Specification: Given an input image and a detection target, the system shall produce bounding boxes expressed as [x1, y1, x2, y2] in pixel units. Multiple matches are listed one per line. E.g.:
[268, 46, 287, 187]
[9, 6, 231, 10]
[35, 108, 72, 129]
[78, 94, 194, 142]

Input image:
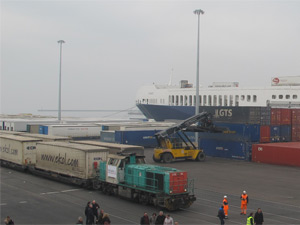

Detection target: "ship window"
[193, 95, 196, 106]
[229, 95, 233, 106]
[279, 95, 283, 99]
[184, 95, 188, 106]
[213, 95, 217, 106]
[224, 95, 228, 106]
[176, 96, 179, 105]
[199, 95, 202, 106]
[203, 95, 207, 106]
[241, 95, 245, 101]
[218, 95, 222, 106]
[253, 95, 257, 102]
[247, 95, 251, 102]
[293, 95, 297, 99]
[208, 95, 212, 106]
[286, 95, 290, 99]
[180, 95, 183, 106]
[189, 95, 192, 106]
[272, 95, 276, 99]
[235, 95, 239, 106]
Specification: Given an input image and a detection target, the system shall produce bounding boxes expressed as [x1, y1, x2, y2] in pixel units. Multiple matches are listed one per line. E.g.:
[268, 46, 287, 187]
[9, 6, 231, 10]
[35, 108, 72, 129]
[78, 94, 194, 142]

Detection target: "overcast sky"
[1, 0, 300, 115]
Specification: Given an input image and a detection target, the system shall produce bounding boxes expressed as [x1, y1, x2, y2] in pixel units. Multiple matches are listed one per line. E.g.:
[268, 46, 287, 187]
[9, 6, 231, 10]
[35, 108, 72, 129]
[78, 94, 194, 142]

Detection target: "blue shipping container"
[43, 125, 48, 135]
[198, 139, 253, 161]
[115, 130, 161, 148]
[270, 125, 281, 142]
[100, 131, 115, 143]
[39, 125, 43, 134]
[280, 125, 291, 142]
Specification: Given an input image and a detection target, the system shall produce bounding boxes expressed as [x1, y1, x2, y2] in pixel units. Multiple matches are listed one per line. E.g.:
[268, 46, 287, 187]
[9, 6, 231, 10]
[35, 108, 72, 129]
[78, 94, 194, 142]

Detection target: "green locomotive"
[93, 154, 196, 211]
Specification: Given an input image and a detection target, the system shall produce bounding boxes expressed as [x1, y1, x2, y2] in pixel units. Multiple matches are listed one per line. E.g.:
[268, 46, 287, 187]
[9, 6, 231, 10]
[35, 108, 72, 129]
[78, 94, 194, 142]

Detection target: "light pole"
[57, 40, 65, 121]
[194, 9, 204, 146]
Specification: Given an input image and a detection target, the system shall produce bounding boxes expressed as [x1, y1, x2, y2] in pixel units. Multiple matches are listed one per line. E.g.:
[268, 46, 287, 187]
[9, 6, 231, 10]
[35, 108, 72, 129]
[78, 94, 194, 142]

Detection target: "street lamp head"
[58, 40, 65, 44]
[194, 9, 204, 15]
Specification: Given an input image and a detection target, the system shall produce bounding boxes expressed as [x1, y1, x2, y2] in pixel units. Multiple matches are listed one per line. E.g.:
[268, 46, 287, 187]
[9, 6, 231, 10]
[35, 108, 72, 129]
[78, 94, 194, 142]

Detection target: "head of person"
[159, 211, 164, 216]
[152, 213, 157, 217]
[175, 222, 179, 225]
[243, 190, 247, 195]
[144, 212, 148, 217]
[104, 221, 110, 225]
[103, 213, 109, 218]
[257, 208, 262, 213]
[221, 205, 224, 209]
[249, 212, 253, 217]
[92, 200, 96, 204]
[224, 195, 227, 199]
[89, 203, 93, 208]
[166, 214, 170, 219]
[100, 209, 104, 214]
[78, 217, 83, 222]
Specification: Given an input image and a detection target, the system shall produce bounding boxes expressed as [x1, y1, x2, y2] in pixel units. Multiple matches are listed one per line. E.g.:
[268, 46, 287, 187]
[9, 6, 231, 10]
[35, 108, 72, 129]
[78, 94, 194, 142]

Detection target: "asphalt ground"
[1, 148, 300, 225]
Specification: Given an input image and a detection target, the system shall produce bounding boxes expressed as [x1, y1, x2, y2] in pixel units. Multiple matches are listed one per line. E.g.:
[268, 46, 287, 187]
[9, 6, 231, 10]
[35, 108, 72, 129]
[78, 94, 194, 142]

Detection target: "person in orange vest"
[223, 195, 229, 219]
[240, 190, 249, 215]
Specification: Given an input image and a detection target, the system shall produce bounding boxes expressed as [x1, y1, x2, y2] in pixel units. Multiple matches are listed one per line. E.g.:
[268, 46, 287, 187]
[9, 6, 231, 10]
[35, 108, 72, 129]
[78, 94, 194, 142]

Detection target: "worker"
[240, 190, 249, 215]
[247, 212, 254, 225]
[223, 195, 229, 219]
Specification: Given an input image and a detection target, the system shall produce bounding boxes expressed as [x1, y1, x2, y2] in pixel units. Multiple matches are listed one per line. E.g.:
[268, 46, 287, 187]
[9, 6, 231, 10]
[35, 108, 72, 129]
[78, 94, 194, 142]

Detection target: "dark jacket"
[87, 207, 95, 225]
[254, 212, 264, 224]
[93, 202, 100, 216]
[140, 215, 150, 225]
[155, 215, 165, 225]
[218, 208, 225, 219]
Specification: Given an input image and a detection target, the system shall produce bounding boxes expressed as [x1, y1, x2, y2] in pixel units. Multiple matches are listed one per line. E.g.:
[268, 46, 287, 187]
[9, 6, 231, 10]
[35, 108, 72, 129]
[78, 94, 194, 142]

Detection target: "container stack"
[292, 109, 300, 141]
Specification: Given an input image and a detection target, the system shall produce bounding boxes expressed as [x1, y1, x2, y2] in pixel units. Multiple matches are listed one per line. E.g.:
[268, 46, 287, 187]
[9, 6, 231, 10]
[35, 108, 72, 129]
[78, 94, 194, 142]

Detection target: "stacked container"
[292, 109, 300, 141]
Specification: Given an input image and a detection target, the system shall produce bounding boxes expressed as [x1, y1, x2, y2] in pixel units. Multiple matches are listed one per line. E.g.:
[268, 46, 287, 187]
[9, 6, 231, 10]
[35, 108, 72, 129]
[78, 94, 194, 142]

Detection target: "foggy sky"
[1, 0, 300, 115]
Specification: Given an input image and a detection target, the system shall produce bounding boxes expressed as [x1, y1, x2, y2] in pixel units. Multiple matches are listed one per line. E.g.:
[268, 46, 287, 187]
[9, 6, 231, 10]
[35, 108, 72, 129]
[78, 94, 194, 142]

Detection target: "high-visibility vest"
[241, 194, 248, 204]
[223, 198, 228, 208]
[247, 216, 253, 225]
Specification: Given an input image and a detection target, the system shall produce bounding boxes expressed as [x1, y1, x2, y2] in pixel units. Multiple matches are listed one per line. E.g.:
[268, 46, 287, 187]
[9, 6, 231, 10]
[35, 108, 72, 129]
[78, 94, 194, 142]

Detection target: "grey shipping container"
[71, 140, 144, 156]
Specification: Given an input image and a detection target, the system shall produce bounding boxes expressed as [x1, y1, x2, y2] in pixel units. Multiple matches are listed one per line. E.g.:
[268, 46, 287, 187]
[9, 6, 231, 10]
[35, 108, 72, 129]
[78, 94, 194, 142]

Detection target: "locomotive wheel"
[181, 200, 193, 209]
[164, 199, 177, 211]
[162, 153, 173, 163]
[153, 154, 161, 163]
[196, 152, 206, 162]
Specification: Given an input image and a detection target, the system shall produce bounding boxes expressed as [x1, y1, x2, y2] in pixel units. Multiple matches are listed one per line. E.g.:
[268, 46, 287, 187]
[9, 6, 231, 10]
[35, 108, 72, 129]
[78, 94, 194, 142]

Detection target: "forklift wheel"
[162, 153, 173, 163]
[196, 152, 206, 162]
[153, 154, 161, 163]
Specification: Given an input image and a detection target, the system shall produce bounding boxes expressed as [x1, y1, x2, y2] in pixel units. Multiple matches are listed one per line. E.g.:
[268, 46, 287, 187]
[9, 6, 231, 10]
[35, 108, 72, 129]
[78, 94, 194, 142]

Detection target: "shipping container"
[260, 107, 271, 125]
[292, 125, 300, 142]
[0, 134, 42, 167]
[280, 125, 292, 142]
[16, 133, 71, 142]
[280, 109, 292, 125]
[260, 125, 270, 143]
[292, 109, 300, 125]
[214, 123, 260, 142]
[100, 131, 115, 143]
[47, 125, 102, 138]
[72, 140, 144, 156]
[115, 130, 160, 148]
[35, 142, 109, 180]
[271, 108, 281, 125]
[270, 125, 281, 142]
[252, 142, 300, 167]
[198, 139, 252, 161]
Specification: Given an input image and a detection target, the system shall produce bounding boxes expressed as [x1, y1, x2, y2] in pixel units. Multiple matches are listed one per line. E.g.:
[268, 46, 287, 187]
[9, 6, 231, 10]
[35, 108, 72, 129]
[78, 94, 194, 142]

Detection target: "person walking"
[254, 208, 264, 225]
[163, 214, 174, 225]
[4, 216, 14, 225]
[149, 213, 157, 225]
[223, 195, 229, 219]
[92, 200, 100, 221]
[87, 203, 95, 225]
[140, 212, 150, 225]
[217, 205, 225, 225]
[97, 209, 105, 224]
[247, 213, 254, 225]
[85, 201, 91, 225]
[155, 211, 166, 225]
[240, 190, 249, 215]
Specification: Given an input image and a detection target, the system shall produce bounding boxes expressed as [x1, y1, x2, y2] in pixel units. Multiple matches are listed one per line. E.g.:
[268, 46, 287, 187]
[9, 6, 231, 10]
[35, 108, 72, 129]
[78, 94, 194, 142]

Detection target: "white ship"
[136, 76, 300, 121]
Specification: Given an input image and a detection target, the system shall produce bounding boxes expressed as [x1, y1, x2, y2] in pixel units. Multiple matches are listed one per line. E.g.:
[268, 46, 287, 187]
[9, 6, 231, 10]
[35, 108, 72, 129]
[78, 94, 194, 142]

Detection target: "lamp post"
[57, 40, 65, 121]
[194, 9, 204, 146]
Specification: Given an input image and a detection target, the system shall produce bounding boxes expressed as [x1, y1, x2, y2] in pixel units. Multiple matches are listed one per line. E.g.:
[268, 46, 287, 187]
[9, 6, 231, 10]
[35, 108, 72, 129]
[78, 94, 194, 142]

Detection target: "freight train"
[0, 134, 196, 211]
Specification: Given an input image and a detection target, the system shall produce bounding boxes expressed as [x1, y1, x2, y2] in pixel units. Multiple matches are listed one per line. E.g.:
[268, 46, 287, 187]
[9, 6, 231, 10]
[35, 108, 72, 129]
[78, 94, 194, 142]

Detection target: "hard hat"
[243, 190, 246, 194]
[224, 195, 227, 198]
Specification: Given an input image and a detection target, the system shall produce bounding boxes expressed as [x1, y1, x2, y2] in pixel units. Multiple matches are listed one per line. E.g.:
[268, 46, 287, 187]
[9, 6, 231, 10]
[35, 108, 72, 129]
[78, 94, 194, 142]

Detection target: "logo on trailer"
[214, 109, 233, 118]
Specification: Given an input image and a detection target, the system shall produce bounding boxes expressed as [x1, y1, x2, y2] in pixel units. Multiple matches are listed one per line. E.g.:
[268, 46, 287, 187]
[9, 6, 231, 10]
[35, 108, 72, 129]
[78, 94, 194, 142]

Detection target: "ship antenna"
[168, 68, 173, 86]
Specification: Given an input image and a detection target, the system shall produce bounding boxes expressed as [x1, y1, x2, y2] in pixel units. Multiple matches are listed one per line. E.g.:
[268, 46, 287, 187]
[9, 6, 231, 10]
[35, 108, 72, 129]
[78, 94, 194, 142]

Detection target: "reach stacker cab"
[153, 112, 222, 163]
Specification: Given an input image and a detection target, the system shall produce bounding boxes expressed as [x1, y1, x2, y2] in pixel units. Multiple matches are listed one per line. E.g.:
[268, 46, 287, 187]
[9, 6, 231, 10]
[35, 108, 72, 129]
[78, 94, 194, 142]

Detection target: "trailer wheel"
[153, 154, 161, 163]
[196, 152, 206, 162]
[162, 153, 173, 163]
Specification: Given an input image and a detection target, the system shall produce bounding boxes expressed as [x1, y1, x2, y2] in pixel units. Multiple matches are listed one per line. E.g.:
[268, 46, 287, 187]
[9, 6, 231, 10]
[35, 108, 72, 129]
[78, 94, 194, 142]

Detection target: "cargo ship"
[136, 76, 300, 121]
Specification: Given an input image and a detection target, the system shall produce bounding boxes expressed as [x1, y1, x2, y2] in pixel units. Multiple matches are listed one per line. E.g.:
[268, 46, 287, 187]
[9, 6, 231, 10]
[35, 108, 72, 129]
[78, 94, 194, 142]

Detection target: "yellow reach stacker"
[153, 112, 222, 163]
